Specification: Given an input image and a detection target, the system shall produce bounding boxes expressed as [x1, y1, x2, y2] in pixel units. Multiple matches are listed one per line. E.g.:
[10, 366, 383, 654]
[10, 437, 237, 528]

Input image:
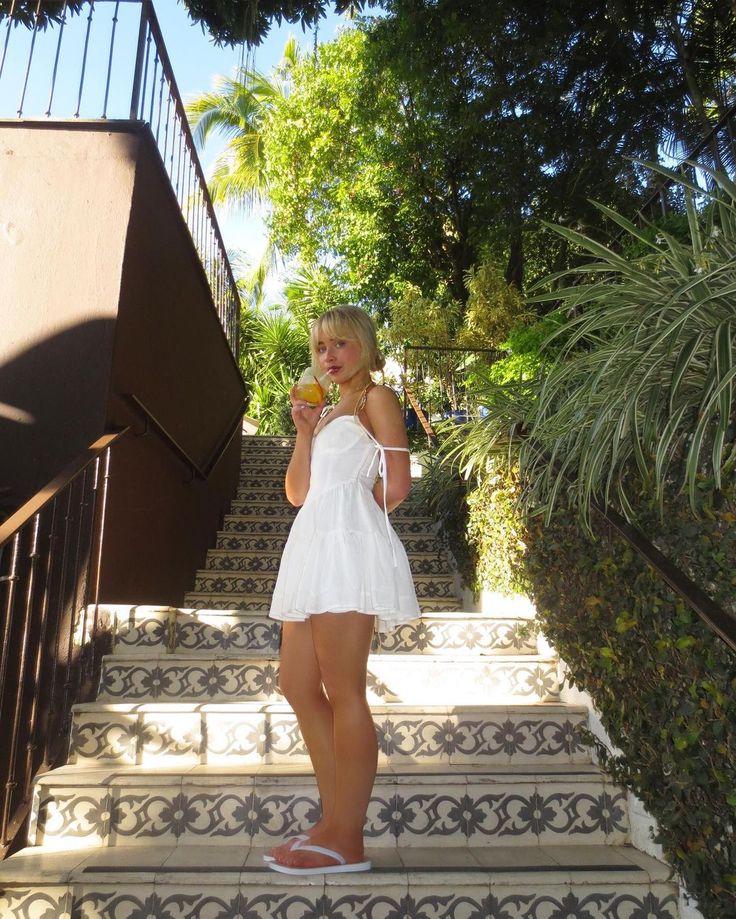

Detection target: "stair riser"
[221, 516, 437, 536]
[69, 708, 588, 767]
[191, 573, 457, 600]
[204, 553, 454, 577]
[227, 502, 431, 521]
[98, 658, 560, 704]
[114, 613, 536, 656]
[29, 778, 628, 849]
[215, 534, 446, 554]
[183, 595, 465, 613]
[0, 881, 680, 919]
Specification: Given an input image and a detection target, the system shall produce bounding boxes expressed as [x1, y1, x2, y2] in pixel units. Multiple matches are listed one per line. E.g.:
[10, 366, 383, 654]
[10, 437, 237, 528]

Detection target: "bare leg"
[277, 612, 377, 869]
[271, 620, 336, 854]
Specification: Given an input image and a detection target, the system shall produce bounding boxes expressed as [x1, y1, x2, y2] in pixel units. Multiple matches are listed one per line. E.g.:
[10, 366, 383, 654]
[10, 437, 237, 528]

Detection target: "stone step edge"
[72, 699, 586, 715]
[101, 652, 557, 665]
[34, 763, 610, 788]
[0, 843, 674, 885]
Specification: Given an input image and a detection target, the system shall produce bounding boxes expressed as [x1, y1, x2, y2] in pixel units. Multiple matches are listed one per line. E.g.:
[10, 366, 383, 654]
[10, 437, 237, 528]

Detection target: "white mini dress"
[269, 411, 420, 633]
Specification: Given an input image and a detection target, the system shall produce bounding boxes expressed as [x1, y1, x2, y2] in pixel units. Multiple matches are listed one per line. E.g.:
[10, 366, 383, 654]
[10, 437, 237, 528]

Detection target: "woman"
[265, 305, 420, 876]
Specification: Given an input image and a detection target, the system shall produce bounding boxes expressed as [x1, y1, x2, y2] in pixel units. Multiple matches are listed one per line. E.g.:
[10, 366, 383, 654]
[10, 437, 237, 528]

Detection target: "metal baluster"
[70, 470, 92, 715]
[0, 533, 21, 763]
[129, 0, 148, 119]
[45, 0, 69, 116]
[34, 496, 59, 767]
[0, 0, 18, 84]
[17, 0, 43, 118]
[175, 124, 184, 199]
[148, 49, 159, 125]
[23, 508, 55, 796]
[56, 484, 77, 741]
[88, 448, 112, 679]
[75, 0, 96, 118]
[154, 62, 165, 142]
[102, 0, 121, 119]
[1, 514, 41, 849]
[138, 25, 152, 120]
[42, 497, 65, 762]
[162, 82, 172, 165]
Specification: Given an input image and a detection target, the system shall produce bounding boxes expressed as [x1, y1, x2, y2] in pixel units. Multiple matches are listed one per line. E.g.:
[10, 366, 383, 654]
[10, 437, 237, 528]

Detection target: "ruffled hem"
[269, 605, 419, 633]
[268, 483, 420, 633]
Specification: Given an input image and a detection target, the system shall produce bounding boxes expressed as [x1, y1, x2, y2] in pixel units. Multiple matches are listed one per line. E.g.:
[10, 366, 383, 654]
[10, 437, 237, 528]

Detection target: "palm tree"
[186, 37, 300, 213]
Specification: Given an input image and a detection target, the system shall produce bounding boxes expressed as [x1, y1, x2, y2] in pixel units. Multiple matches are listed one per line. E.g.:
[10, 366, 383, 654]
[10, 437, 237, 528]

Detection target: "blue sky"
[0, 0, 351, 300]
[156, 1, 348, 298]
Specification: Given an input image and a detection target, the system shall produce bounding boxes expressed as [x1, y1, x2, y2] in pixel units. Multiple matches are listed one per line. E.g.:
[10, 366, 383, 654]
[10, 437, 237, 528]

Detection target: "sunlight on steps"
[0, 435, 681, 918]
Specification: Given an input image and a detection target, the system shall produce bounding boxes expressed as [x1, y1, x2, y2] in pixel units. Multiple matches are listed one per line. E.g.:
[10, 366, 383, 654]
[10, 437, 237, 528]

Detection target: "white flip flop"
[262, 833, 309, 864]
[267, 843, 372, 876]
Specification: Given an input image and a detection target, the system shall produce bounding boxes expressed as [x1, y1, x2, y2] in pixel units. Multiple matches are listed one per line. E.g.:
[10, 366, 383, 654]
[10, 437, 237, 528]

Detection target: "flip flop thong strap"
[292, 844, 346, 866]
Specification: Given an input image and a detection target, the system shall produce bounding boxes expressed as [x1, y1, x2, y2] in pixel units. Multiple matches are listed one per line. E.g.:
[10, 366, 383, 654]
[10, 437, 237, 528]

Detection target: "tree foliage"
[260, 0, 735, 314]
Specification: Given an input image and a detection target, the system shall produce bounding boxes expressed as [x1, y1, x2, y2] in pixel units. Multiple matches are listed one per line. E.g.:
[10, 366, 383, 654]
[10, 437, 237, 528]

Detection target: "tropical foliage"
[448, 168, 736, 533]
[527, 479, 736, 917]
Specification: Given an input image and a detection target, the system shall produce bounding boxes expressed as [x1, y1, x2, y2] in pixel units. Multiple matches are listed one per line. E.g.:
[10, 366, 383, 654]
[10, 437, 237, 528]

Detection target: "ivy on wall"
[525, 477, 736, 918]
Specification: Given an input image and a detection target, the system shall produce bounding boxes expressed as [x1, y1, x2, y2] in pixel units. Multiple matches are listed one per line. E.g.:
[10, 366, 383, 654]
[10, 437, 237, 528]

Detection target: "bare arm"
[363, 385, 412, 512]
[284, 386, 324, 506]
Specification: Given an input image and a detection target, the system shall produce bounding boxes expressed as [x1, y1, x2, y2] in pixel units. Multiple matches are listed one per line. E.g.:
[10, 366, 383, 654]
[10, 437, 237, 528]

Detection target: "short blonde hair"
[310, 305, 386, 373]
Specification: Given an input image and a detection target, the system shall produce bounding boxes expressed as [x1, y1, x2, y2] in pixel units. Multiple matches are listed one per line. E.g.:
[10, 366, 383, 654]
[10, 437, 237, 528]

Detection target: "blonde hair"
[310, 305, 386, 374]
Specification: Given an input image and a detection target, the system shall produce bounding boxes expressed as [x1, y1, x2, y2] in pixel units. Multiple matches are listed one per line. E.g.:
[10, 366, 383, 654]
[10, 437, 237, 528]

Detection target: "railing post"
[129, 0, 148, 120]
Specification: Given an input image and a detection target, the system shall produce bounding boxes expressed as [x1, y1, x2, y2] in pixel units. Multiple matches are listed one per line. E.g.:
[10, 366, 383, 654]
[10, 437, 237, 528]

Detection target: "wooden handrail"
[592, 500, 736, 654]
[401, 379, 437, 443]
[0, 430, 128, 549]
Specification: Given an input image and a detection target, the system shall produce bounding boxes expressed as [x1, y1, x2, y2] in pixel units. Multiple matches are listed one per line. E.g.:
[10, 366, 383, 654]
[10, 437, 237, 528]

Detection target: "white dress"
[269, 413, 420, 632]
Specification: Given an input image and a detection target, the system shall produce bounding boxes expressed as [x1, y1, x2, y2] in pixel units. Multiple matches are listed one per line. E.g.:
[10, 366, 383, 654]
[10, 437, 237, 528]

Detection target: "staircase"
[0, 435, 679, 917]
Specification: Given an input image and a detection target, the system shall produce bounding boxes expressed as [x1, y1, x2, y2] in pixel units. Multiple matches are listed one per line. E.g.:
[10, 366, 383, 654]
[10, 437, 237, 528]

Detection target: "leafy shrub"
[466, 457, 529, 597]
[526, 476, 736, 918]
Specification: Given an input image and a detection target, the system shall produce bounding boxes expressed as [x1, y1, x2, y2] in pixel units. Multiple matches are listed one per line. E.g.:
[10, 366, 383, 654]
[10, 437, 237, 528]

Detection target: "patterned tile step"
[183, 592, 464, 613]
[237, 477, 291, 490]
[191, 571, 459, 601]
[68, 701, 589, 767]
[204, 548, 455, 577]
[26, 765, 629, 849]
[0, 843, 679, 919]
[214, 532, 446, 555]
[97, 654, 560, 704]
[220, 515, 438, 537]
[225, 503, 435, 524]
[109, 607, 536, 656]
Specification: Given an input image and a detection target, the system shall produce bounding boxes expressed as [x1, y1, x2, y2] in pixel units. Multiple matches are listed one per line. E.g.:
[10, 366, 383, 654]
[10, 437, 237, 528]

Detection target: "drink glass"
[295, 367, 330, 404]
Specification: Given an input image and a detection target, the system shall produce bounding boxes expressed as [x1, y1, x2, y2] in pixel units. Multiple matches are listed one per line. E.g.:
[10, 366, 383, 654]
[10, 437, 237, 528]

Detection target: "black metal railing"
[0, 0, 240, 357]
[0, 429, 127, 858]
[402, 345, 503, 441]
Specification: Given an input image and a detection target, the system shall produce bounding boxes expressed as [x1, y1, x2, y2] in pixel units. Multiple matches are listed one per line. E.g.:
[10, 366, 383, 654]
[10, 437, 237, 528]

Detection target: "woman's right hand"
[290, 385, 324, 437]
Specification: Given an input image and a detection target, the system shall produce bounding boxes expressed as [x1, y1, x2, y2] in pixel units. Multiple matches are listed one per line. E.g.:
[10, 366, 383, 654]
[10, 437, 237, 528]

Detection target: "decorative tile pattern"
[192, 572, 458, 600]
[0, 885, 679, 919]
[0, 887, 73, 919]
[99, 660, 282, 702]
[222, 517, 294, 534]
[99, 657, 559, 703]
[374, 619, 536, 655]
[69, 709, 587, 766]
[205, 551, 453, 577]
[32, 781, 627, 847]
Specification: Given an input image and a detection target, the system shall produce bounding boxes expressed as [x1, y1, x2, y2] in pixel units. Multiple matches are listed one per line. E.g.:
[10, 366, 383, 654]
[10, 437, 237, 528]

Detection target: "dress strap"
[353, 382, 375, 418]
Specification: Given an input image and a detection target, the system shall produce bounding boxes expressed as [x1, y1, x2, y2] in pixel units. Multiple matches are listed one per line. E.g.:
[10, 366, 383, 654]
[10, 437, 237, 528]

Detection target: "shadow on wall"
[0, 318, 117, 522]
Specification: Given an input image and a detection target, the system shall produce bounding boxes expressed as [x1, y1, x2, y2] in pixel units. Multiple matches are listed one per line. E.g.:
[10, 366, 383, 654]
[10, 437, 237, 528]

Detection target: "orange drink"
[295, 368, 330, 404]
[295, 380, 325, 404]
